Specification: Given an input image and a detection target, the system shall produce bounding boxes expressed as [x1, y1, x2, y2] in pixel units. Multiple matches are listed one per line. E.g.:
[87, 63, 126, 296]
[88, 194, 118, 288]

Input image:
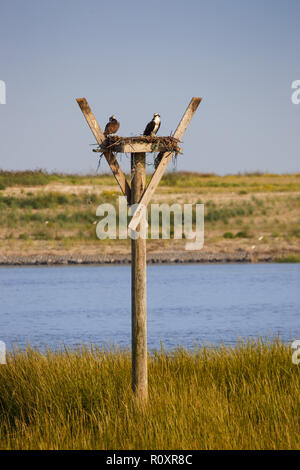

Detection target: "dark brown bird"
[104, 115, 120, 136]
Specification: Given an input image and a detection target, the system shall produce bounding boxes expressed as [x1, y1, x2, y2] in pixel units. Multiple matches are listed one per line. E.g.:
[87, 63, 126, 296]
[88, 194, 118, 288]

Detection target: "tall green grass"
[0, 170, 116, 189]
[0, 192, 99, 209]
[1, 170, 299, 192]
[0, 340, 298, 450]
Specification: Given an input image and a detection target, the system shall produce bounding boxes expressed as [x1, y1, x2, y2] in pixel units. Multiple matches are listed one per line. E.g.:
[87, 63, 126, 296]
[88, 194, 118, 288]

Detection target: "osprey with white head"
[143, 113, 161, 136]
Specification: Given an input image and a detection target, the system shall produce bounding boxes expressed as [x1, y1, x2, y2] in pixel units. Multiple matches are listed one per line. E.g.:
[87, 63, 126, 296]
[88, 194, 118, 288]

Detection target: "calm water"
[0, 264, 299, 350]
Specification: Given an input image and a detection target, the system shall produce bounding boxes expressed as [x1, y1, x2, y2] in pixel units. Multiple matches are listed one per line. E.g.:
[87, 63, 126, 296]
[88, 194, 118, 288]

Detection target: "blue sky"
[0, 0, 299, 174]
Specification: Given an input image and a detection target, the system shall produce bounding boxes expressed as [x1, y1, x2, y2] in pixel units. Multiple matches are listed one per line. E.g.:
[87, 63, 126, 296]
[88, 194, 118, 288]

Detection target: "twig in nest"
[96, 153, 104, 173]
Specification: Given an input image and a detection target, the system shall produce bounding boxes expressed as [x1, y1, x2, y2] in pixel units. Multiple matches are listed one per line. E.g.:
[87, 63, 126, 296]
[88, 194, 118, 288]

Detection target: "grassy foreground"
[0, 340, 299, 450]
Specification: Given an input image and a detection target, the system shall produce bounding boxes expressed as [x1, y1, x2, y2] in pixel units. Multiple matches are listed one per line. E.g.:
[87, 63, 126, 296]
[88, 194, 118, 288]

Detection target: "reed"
[0, 339, 298, 450]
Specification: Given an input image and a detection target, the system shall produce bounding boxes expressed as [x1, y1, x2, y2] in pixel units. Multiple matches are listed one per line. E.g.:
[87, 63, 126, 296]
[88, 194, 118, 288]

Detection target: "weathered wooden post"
[76, 97, 202, 401]
[131, 153, 147, 401]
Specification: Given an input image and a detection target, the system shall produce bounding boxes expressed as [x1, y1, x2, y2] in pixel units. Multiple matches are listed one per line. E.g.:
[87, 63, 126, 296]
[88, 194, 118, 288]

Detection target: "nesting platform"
[92, 135, 182, 154]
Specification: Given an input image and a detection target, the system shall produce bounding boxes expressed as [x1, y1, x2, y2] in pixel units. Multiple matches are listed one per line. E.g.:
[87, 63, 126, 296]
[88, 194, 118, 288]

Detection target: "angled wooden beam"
[128, 97, 202, 230]
[76, 97, 106, 144]
[76, 98, 131, 203]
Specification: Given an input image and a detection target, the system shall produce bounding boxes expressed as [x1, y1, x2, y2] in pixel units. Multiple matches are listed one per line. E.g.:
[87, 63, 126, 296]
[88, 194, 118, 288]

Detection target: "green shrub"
[235, 231, 252, 238]
[18, 233, 29, 240]
[275, 255, 300, 263]
[289, 226, 300, 238]
[223, 232, 235, 239]
[33, 230, 51, 240]
[272, 231, 280, 238]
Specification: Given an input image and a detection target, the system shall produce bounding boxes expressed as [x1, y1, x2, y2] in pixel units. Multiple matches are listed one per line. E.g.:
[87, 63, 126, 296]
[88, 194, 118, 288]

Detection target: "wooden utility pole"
[76, 97, 202, 402]
[131, 153, 147, 401]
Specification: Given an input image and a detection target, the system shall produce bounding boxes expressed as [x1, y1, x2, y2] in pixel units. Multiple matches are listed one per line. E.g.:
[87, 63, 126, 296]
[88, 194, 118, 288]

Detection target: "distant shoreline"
[1, 250, 298, 266]
[1, 172, 299, 266]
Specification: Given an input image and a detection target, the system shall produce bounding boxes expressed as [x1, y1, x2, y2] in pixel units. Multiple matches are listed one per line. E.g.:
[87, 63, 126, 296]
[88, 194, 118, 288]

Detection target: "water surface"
[0, 264, 299, 350]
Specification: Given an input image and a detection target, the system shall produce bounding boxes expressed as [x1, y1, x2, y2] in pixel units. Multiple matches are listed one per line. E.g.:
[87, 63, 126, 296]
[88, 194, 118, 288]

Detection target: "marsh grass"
[0, 172, 299, 251]
[0, 170, 115, 188]
[0, 192, 285, 241]
[0, 340, 298, 450]
[275, 255, 300, 263]
[0, 170, 299, 192]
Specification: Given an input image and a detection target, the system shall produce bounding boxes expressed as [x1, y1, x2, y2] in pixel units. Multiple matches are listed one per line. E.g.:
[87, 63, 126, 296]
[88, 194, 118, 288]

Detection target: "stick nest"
[97, 135, 181, 154]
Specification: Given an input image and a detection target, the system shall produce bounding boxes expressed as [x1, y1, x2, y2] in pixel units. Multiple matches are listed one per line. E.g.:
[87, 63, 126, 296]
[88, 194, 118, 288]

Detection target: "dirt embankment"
[0, 249, 282, 266]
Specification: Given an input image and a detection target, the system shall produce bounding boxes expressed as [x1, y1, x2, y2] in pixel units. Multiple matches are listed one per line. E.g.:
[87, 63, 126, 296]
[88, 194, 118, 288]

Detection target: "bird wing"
[144, 120, 154, 135]
[104, 122, 111, 135]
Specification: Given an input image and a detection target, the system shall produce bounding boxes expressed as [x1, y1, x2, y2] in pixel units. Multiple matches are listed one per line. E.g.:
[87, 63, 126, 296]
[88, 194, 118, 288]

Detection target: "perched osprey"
[104, 115, 120, 136]
[143, 113, 161, 136]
